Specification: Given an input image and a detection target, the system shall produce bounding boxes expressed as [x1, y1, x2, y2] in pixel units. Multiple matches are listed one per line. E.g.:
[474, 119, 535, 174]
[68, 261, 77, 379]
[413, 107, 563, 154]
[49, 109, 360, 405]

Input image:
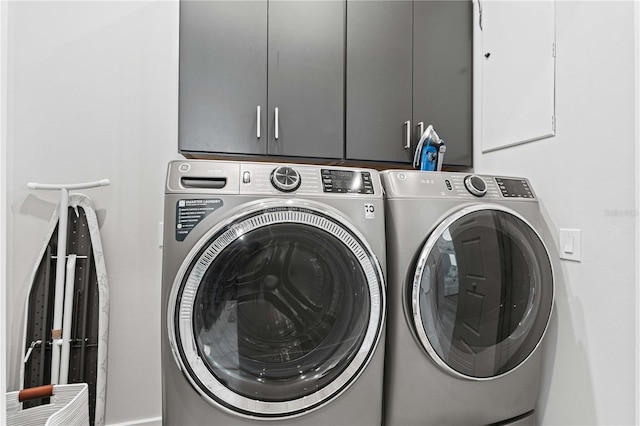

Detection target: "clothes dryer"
[381, 171, 554, 425]
[161, 160, 386, 425]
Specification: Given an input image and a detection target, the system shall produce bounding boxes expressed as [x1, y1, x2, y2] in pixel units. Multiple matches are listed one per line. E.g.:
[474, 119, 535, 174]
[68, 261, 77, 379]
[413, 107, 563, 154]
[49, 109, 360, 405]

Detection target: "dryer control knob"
[271, 166, 301, 192]
[464, 175, 487, 197]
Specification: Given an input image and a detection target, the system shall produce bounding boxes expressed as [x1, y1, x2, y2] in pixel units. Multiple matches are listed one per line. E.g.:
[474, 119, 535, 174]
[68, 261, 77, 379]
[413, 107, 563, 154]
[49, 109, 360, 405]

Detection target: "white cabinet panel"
[480, 0, 555, 152]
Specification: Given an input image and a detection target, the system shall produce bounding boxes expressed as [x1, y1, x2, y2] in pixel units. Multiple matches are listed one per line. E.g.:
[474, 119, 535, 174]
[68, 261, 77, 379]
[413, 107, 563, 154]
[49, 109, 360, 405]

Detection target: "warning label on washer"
[176, 199, 223, 241]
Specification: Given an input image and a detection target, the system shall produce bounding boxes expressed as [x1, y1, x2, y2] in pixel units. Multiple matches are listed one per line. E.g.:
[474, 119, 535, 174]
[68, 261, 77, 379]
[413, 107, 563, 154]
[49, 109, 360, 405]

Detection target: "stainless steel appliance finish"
[381, 170, 554, 425]
[161, 160, 387, 425]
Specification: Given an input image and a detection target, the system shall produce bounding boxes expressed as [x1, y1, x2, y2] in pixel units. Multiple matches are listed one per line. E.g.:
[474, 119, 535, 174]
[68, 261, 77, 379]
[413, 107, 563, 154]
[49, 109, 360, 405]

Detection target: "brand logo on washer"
[178, 163, 191, 173]
[364, 203, 375, 219]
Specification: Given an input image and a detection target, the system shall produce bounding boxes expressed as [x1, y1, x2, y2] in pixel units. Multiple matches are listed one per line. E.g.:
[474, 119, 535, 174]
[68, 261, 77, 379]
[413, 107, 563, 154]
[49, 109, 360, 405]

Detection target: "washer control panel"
[167, 161, 383, 197]
[321, 169, 374, 194]
[271, 166, 302, 192]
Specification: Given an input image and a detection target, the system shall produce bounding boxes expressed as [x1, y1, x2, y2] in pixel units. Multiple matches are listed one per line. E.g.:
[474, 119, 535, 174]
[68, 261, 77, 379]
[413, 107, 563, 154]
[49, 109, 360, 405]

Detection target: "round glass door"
[168, 202, 384, 418]
[411, 205, 553, 379]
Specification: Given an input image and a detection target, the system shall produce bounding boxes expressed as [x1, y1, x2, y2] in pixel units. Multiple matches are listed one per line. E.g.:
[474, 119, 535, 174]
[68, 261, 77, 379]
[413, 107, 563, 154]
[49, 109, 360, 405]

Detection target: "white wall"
[1, 0, 8, 423]
[5, 1, 180, 424]
[636, 1, 640, 423]
[474, 1, 638, 424]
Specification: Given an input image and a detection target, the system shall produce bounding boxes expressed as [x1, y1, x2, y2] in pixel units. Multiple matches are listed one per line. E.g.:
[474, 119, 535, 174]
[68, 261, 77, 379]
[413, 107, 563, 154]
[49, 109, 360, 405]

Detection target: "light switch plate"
[559, 228, 581, 261]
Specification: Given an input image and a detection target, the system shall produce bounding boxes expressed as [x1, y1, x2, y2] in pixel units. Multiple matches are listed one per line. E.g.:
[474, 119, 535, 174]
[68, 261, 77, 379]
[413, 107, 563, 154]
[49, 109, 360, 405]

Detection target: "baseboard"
[107, 416, 162, 426]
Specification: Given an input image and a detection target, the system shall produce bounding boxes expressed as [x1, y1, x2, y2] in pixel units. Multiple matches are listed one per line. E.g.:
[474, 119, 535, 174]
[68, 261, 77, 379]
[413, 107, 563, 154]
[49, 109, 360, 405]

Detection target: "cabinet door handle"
[404, 120, 411, 149]
[418, 121, 424, 137]
[256, 106, 261, 139]
[275, 107, 279, 140]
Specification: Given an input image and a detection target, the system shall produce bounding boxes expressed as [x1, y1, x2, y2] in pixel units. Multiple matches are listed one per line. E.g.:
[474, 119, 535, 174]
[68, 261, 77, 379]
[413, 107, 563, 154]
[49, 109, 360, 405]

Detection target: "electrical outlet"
[559, 228, 581, 262]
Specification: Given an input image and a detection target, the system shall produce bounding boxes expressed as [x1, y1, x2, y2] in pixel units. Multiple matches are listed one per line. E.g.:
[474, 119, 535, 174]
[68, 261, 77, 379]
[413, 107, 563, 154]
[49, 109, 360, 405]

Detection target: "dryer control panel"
[494, 177, 534, 198]
[381, 170, 537, 201]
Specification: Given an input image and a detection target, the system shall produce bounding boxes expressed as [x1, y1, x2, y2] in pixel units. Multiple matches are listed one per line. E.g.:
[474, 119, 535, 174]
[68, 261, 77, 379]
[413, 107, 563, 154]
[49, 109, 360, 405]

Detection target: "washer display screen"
[321, 169, 374, 194]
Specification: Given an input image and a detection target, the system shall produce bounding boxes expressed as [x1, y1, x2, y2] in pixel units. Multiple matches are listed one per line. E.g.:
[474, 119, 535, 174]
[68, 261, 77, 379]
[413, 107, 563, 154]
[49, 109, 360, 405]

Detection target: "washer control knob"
[271, 166, 301, 192]
[464, 175, 487, 197]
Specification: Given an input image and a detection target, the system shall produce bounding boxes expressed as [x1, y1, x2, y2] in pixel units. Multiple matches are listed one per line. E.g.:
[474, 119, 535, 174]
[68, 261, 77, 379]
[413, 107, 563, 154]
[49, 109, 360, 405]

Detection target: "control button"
[445, 179, 453, 190]
[242, 171, 251, 184]
[464, 175, 487, 197]
[271, 166, 301, 192]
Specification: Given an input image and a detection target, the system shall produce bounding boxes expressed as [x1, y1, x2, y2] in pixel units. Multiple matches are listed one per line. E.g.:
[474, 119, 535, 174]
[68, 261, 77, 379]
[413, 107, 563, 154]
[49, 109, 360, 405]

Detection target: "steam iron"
[413, 125, 446, 171]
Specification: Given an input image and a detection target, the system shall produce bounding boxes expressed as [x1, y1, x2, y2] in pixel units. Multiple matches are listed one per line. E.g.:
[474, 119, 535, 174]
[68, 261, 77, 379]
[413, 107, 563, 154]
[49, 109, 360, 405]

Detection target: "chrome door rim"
[167, 198, 385, 418]
[411, 203, 554, 381]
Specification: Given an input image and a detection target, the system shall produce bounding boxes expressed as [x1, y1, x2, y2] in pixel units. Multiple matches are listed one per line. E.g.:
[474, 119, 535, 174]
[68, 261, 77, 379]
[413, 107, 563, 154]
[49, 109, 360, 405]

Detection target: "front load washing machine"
[161, 160, 386, 425]
[381, 171, 554, 425]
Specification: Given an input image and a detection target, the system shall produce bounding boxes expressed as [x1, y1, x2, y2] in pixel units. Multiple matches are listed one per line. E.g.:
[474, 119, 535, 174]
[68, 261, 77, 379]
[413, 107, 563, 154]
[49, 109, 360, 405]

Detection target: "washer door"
[168, 201, 384, 418]
[411, 205, 553, 379]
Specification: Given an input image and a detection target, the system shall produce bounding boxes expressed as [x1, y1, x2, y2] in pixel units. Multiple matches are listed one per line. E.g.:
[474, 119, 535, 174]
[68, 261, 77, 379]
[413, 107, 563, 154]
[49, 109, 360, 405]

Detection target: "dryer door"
[167, 201, 384, 418]
[411, 205, 553, 379]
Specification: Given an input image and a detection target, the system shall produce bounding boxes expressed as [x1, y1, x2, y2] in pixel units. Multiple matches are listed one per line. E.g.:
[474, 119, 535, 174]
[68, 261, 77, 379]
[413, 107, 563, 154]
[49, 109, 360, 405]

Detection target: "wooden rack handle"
[19, 384, 54, 402]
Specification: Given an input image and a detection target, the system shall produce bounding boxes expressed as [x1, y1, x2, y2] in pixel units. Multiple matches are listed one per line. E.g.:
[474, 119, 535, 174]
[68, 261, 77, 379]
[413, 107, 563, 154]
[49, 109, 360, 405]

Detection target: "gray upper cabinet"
[180, 0, 470, 166]
[179, 0, 344, 159]
[268, 1, 344, 159]
[347, 0, 472, 167]
[413, 0, 472, 168]
[346, 1, 414, 163]
[179, 1, 268, 155]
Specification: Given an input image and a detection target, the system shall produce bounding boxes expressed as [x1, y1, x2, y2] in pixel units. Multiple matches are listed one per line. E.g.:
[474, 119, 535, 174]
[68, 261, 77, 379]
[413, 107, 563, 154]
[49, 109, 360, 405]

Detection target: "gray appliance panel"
[381, 170, 551, 425]
[166, 160, 384, 198]
[161, 160, 387, 424]
[381, 170, 537, 201]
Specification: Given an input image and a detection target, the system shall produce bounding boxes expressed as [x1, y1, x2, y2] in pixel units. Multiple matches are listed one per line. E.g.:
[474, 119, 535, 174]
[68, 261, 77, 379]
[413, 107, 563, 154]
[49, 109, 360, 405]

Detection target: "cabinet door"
[267, 1, 344, 159]
[346, 1, 413, 163]
[413, 0, 473, 168]
[179, 1, 268, 155]
[481, 1, 555, 152]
